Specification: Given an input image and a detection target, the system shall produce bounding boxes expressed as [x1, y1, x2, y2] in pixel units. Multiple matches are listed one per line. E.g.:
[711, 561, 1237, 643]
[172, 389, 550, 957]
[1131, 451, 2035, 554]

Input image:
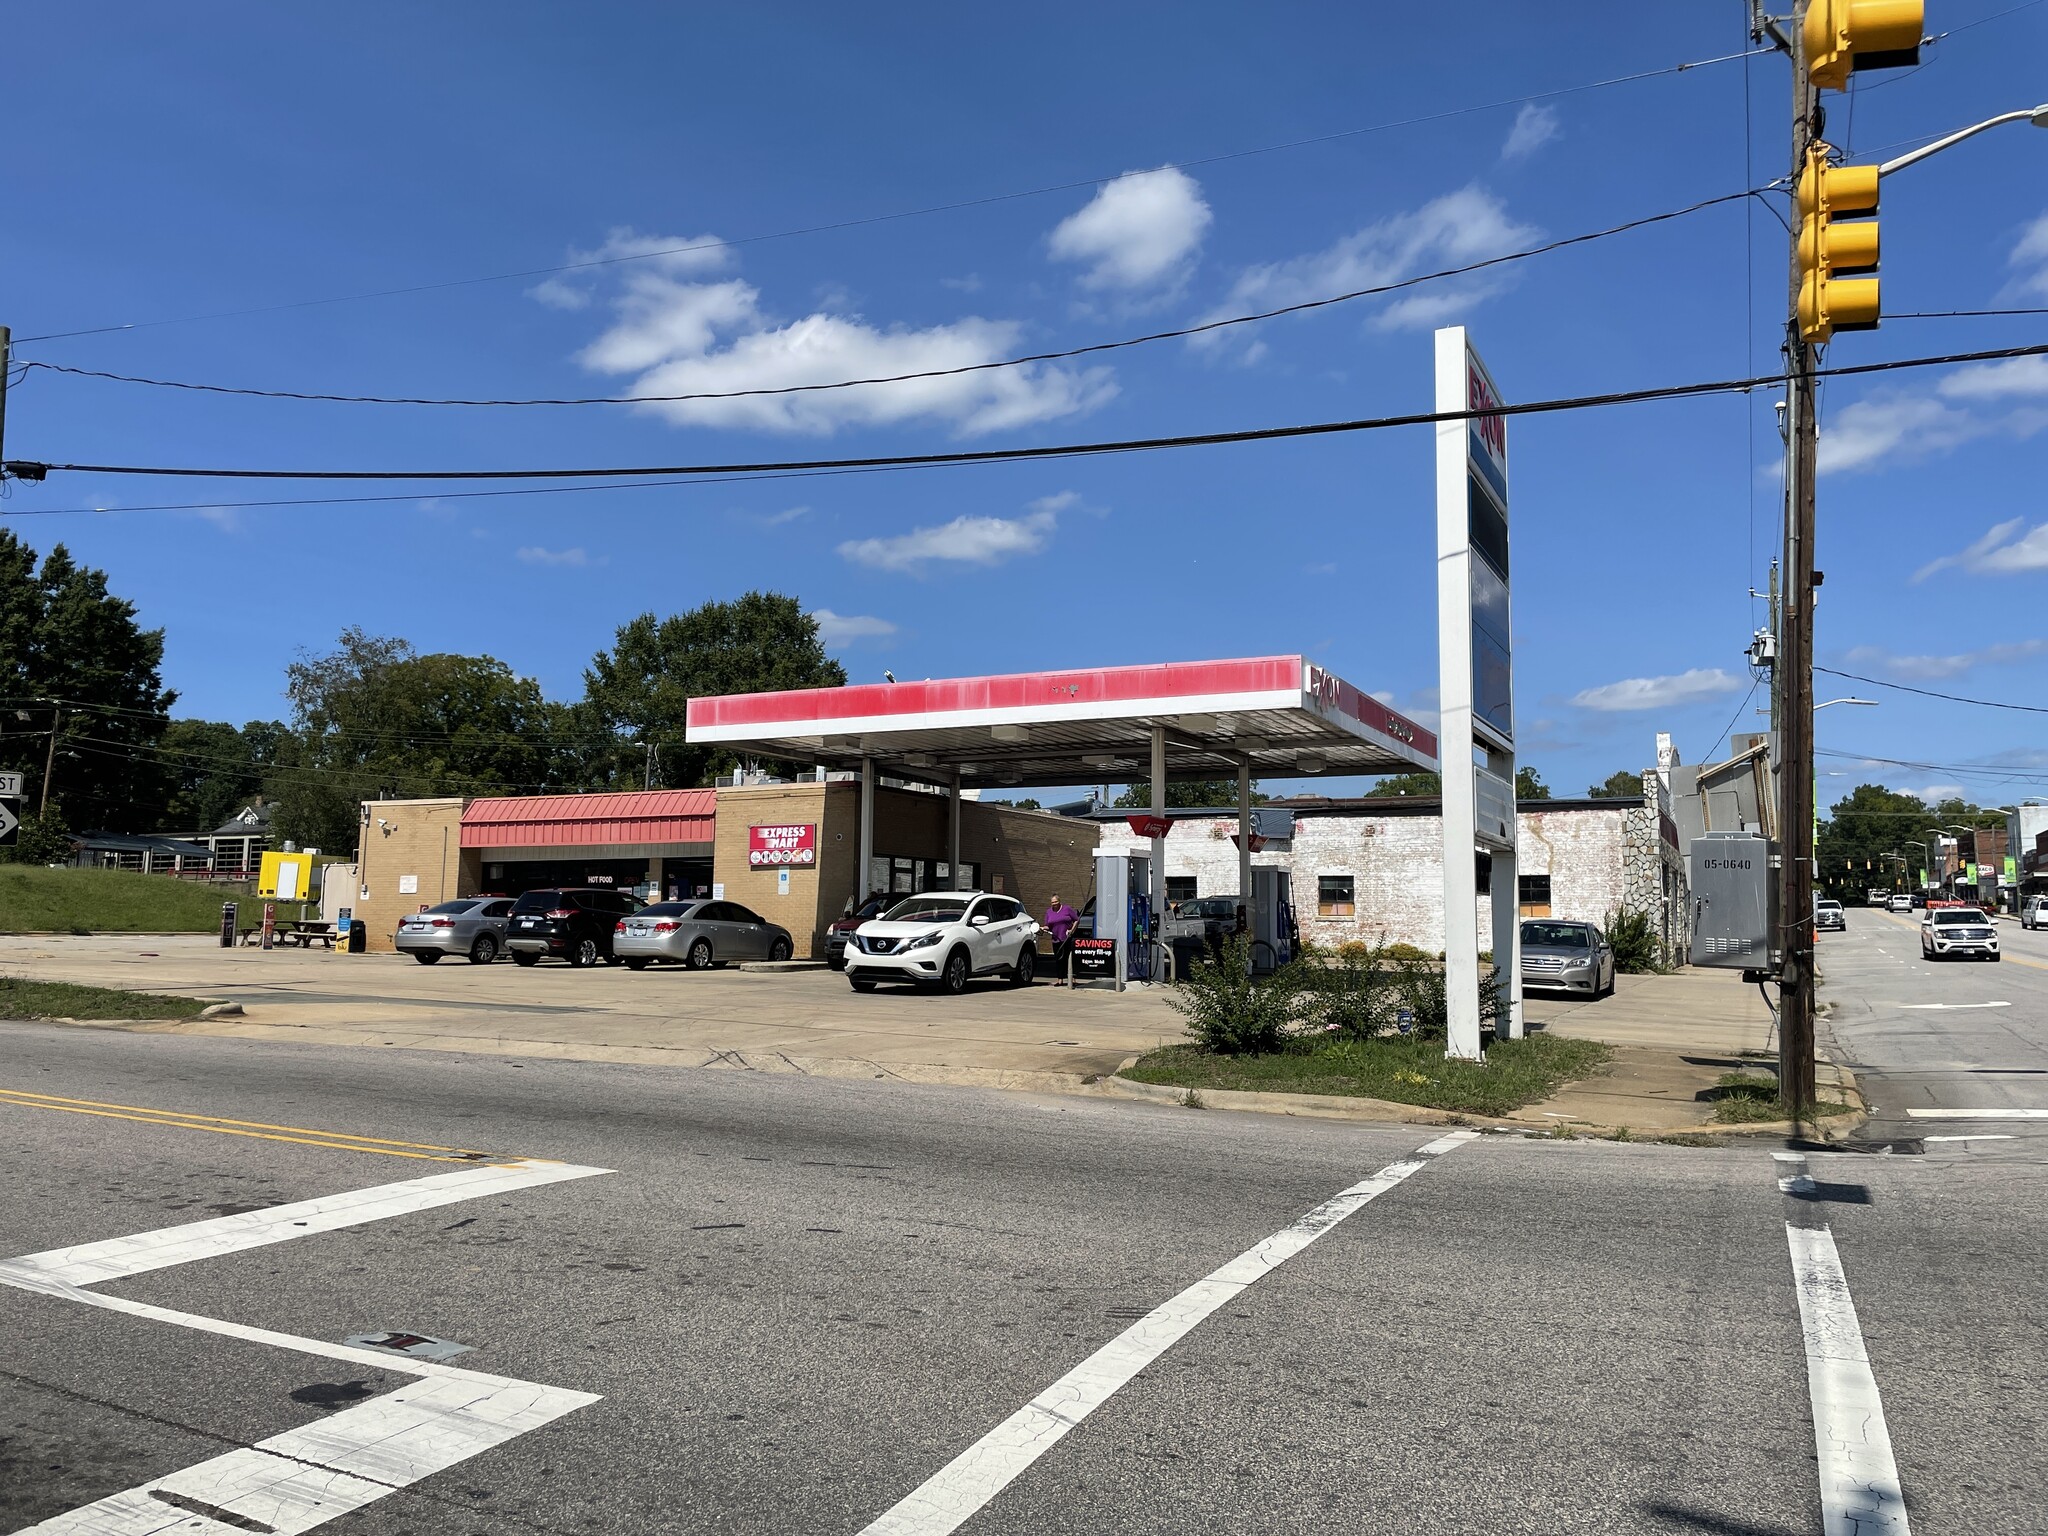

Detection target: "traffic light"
[1803, 0, 1924, 91]
[1797, 143, 1881, 343]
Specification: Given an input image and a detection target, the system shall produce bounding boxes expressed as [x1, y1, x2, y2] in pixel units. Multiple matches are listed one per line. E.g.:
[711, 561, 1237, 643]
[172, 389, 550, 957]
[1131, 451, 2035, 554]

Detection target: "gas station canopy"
[686, 655, 1437, 790]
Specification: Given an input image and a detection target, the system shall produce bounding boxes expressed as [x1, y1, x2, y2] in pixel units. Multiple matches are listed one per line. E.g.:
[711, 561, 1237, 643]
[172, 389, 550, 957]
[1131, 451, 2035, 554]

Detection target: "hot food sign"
[748, 823, 816, 868]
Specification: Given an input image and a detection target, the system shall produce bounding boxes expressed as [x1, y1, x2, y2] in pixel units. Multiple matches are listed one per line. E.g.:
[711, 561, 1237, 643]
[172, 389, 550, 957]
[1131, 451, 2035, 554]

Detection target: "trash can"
[347, 920, 367, 954]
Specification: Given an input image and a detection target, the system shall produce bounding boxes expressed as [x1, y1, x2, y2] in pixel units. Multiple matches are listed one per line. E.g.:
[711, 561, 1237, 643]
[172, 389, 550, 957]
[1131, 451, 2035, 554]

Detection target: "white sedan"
[844, 892, 1041, 994]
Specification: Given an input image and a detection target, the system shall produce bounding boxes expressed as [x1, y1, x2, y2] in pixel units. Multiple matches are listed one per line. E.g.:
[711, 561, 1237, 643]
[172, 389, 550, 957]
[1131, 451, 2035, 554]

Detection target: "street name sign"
[0, 771, 23, 798]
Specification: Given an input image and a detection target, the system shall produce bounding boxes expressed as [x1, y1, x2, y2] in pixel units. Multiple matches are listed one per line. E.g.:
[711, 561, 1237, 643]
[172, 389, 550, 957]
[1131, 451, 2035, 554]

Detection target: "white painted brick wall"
[1097, 803, 1632, 953]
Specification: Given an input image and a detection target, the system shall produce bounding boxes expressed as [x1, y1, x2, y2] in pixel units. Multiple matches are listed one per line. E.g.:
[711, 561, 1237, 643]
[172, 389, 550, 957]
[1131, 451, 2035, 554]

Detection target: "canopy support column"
[1237, 756, 1252, 932]
[859, 755, 876, 904]
[947, 768, 962, 890]
[1150, 726, 1167, 965]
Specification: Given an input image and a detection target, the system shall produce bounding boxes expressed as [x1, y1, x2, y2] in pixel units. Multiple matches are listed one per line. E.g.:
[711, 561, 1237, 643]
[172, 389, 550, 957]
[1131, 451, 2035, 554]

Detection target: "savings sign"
[748, 823, 816, 868]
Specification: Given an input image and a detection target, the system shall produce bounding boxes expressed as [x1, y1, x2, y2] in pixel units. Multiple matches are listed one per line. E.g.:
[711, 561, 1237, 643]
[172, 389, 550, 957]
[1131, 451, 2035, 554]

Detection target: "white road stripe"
[1904, 1108, 2048, 1120]
[1898, 1002, 2009, 1011]
[1786, 1224, 1911, 1535]
[4, 1158, 608, 1286]
[1922, 1134, 2015, 1142]
[857, 1130, 1476, 1536]
[1, 1160, 613, 1534]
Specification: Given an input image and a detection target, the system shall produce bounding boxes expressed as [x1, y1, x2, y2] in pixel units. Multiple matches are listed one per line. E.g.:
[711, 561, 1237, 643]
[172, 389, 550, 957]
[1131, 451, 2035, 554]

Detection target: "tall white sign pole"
[1435, 327, 1522, 1060]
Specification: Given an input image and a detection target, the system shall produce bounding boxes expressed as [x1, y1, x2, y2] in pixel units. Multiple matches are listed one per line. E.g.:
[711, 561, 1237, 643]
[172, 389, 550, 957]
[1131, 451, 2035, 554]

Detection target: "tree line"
[0, 530, 843, 858]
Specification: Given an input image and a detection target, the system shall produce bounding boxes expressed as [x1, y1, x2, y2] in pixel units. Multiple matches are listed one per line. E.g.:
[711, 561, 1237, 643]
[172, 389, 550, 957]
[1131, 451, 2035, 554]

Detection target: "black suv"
[507, 887, 641, 967]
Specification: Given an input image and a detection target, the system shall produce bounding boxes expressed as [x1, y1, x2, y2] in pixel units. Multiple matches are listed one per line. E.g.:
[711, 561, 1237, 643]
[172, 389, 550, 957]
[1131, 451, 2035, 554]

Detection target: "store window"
[1166, 876, 1198, 905]
[1317, 875, 1356, 918]
[1518, 874, 1552, 917]
[870, 856, 981, 897]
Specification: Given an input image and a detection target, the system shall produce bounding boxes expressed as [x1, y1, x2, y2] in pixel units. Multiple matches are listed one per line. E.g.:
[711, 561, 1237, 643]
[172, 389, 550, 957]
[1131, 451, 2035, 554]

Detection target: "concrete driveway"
[0, 934, 1185, 1085]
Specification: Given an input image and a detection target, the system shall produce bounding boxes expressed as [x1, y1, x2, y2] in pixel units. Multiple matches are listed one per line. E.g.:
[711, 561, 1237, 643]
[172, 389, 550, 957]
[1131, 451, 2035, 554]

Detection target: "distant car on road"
[1815, 899, 1846, 932]
[1921, 905, 2000, 962]
[396, 898, 513, 965]
[845, 891, 1040, 994]
[1519, 920, 1616, 998]
[1888, 893, 1914, 913]
[614, 899, 792, 969]
[2024, 895, 2048, 931]
[507, 887, 641, 968]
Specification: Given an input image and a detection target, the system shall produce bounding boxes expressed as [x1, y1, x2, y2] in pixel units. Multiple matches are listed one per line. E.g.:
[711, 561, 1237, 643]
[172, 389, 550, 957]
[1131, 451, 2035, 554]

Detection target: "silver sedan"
[395, 898, 513, 965]
[614, 899, 794, 970]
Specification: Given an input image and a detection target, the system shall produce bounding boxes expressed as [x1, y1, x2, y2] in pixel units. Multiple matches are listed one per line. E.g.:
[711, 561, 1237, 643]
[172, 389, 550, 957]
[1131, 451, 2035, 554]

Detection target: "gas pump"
[1248, 866, 1294, 975]
[1091, 848, 1152, 987]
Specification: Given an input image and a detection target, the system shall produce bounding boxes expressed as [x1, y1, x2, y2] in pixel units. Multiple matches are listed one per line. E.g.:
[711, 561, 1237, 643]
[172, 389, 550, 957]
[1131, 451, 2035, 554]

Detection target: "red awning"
[461, 790, 716, 849]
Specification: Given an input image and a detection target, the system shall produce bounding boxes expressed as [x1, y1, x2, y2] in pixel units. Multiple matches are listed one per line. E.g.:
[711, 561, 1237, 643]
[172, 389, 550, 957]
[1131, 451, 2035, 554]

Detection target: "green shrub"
[1299, 943, 1398, 1040]
[1168, 936, 1304, 1055]
[1381, 942, 1430, 962]
[1606, 905, 1665, 974]
[1388, 955, 1500, 1043]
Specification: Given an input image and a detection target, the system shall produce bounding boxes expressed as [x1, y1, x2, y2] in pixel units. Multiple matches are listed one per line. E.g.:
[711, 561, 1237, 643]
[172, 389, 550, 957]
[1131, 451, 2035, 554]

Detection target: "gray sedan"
[1519, 919, 1616, 998]
[614, 899, 794, 970]
[396, 898, 513, 965]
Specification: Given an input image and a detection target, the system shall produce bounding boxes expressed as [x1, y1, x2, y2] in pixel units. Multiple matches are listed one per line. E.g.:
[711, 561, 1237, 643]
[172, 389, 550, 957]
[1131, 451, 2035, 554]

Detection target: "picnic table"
[240, 919, 337, 948]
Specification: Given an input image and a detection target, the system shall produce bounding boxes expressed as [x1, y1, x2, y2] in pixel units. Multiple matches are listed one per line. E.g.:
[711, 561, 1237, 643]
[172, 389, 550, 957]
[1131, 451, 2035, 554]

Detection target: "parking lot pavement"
[0, 934, 1182, 1084]
[1821, 907, 2048, 1152]
[5, 1019, 2043, 1534]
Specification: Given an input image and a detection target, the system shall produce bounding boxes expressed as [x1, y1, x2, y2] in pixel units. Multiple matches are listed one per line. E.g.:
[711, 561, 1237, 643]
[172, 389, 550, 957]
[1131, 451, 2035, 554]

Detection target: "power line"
[1816, 664, 2048, 714]
[1884, 307, 2048, 319]
[8, 46, 1771, 349]
[1817, 746, 2048, 784]
[13, 190, 1763, 409]
[1703, 674, 1765, 763]
[9, 340, 2044, 490]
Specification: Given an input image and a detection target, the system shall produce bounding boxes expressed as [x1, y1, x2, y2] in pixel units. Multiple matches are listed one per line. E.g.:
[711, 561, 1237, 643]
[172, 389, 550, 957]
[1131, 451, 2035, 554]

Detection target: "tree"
[273, 629, 565, 853]
[1515, 766, 1551, 801]
[158, 719, 290, 831]
[1815, 783, 1932, 896]
[1113, 780, 1265, 808]
[576, 593, 845, 790]
[1588, 769, 1645, 798]
[0, 531, 176, 831]
[1371, 771, 1442, 798]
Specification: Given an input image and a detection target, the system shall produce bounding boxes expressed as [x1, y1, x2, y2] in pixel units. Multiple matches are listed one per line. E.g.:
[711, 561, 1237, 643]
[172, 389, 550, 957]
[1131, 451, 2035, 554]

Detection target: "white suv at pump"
[844, 891, 1041, 994]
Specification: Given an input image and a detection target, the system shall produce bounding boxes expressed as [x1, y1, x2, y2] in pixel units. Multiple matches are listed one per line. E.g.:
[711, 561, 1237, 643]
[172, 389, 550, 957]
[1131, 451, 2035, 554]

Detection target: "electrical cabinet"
[1689, 831, 1775, 970]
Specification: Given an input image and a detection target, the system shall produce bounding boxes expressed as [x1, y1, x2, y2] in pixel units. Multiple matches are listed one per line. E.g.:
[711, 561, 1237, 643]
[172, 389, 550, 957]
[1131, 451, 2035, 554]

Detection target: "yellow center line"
[0, 1087, 495, 1162]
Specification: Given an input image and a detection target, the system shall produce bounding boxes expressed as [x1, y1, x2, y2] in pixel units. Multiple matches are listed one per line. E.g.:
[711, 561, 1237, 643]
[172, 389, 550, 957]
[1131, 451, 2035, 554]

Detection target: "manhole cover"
[344, 1330, 473, 1361]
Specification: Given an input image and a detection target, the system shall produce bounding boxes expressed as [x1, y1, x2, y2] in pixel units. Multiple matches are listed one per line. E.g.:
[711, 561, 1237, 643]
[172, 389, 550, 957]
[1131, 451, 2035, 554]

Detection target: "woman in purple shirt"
[1044, 894, 1079, 984]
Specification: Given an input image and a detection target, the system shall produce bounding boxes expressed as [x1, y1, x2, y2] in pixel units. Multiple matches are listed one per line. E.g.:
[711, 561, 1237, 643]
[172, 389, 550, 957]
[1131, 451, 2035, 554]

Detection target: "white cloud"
[2004, 210, 2048, 299]
[1501, 103, 1560, 162]
[1816, 394, 1990, 474]
[192, 505, 239, 532]
[1937, 354, 2048, 401]
[571, 259, 1113, 436]
[811, 609, 898, 646]
[1840, 638, 2048, 679]
[1571, 668, 1742, 712]
[940, 274, 983, 293]
[1048, 167, 1213, 293]
[1198, 187, 1538, 349]
[738, 505, 809, 528]
[1914, 518, 2048, 581]
[838, 491, 1074, 574]
[516, 545, 602, 568]
[527, 227, 731, 311]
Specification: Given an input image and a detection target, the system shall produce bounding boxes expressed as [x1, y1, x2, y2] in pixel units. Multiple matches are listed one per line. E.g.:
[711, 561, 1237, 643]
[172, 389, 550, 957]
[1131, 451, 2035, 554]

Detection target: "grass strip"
[1121, 1034, 1613, 1118]
[1710, 1071, 1854, 1124]
[0, 865, 272, 935]
[0, 976, 211, 1022]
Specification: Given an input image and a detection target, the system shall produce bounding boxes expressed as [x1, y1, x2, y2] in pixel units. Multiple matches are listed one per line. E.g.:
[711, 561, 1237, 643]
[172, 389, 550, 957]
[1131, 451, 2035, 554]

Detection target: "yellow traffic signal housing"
[1797, 145, 1881, 343]
[1803, 0, 1924, 91]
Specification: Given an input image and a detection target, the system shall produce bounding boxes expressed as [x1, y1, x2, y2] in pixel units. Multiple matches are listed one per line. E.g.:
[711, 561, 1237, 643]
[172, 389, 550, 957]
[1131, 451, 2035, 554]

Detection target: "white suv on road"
[845, 891, 1041, 994]
[1921, 906, 2000, 962]
[2023, 895, 2048, 931]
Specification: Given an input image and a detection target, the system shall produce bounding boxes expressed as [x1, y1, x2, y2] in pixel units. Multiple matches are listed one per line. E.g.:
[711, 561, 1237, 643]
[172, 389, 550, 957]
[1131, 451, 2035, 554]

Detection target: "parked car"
[1921, 905, 2000, 962]
[1815, 899, 1846, 932]
[396, 897, 514, 965]
[845, 891, 1040, 994]
[506, 887, 641, 967]
[1910, 892, 1928, 910]
[1888, 893, 1914, 913]
[2024, 895, 2048, 931]
[614, 899, 792, 969]
[824, 893, 892, 971]
[1519, 919, 1616, 998]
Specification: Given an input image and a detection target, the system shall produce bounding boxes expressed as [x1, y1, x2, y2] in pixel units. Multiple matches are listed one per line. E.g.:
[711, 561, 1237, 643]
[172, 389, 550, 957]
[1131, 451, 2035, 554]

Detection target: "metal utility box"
[1689, 831, 1774, 969]
[1090, 849, 1152, 987]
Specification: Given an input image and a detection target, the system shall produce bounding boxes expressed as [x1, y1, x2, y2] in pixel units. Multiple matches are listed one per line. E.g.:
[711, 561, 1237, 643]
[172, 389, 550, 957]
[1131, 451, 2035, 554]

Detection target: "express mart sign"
[748, 823, 816, 867]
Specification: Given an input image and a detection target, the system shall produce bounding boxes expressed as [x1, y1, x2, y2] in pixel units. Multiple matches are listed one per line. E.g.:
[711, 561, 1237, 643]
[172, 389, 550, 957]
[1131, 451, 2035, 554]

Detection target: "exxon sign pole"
[1434, 326, 1521, 1061]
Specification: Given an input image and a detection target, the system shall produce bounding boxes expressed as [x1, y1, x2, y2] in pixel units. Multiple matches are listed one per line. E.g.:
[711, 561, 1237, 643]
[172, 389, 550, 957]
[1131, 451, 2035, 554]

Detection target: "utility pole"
[1778, 4, 1821, 1118]
[0, 326, 12, 471]
[40, 709, 61, 818]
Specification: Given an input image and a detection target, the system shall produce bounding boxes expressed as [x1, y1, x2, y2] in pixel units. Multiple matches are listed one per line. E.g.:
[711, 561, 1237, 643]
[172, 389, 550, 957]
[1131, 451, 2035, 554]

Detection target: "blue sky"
[5, 1, 2046, 809]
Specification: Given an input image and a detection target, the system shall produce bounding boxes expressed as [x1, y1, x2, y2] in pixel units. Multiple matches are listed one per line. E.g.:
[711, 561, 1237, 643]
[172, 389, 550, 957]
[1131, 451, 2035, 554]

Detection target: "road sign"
[0, 801, 18, 845]
[0, 771, 23, 798]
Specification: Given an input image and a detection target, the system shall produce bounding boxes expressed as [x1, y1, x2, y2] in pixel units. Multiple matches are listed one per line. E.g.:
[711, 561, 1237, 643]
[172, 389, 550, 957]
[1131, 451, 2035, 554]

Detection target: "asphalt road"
[1820, 906, 2048, 1151]
[2, 1019, 2042, 1535]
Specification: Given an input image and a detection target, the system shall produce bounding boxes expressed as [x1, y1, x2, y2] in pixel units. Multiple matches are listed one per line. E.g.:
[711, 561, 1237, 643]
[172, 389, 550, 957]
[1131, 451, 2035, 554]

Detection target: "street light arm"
[1879, 106, 2048, 177]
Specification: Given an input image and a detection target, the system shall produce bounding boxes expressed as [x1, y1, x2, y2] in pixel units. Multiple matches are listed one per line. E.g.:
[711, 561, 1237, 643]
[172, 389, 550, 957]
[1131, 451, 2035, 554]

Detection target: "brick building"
[1093, 773, 1690, 961]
